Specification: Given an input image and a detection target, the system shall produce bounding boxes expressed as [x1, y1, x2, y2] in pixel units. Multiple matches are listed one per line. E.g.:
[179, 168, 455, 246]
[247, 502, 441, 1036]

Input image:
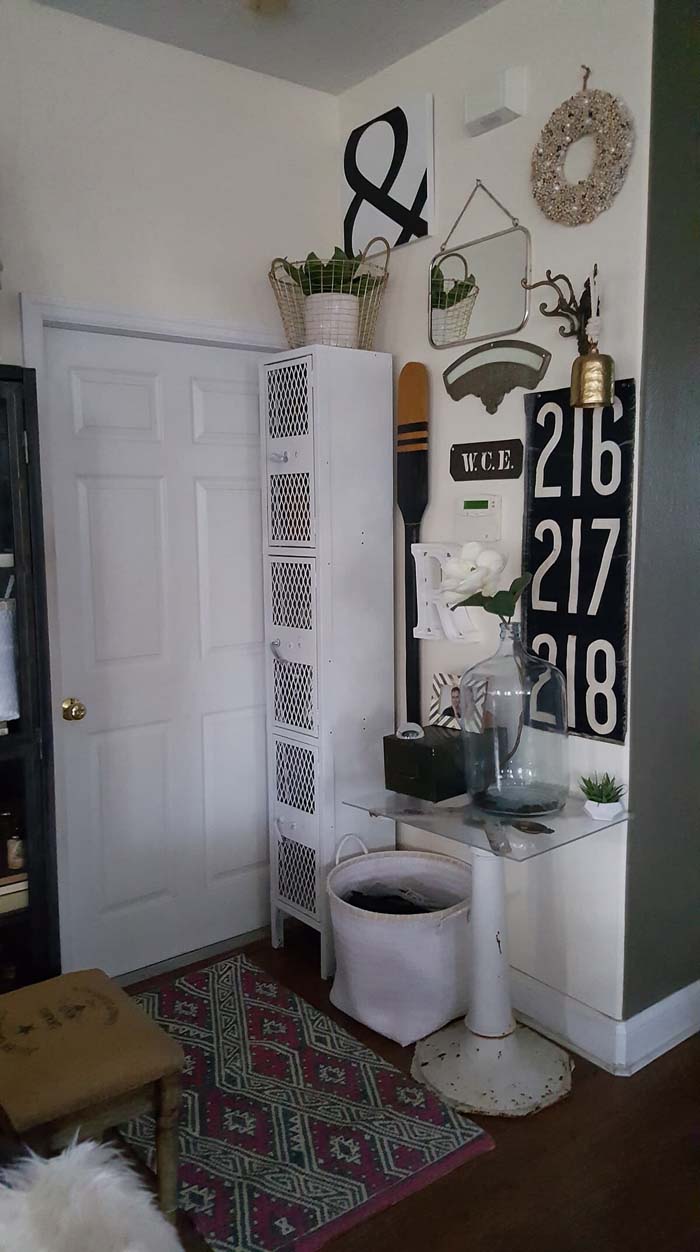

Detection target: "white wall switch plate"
[455, 494, 502, 542]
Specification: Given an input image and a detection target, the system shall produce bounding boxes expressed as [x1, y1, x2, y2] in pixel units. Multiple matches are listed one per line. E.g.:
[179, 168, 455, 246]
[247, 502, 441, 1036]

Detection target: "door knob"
[62, 697, 87, 722]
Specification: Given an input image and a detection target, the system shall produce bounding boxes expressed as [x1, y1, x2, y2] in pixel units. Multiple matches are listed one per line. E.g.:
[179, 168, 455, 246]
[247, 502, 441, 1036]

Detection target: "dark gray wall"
[624, 0, 700, 1017]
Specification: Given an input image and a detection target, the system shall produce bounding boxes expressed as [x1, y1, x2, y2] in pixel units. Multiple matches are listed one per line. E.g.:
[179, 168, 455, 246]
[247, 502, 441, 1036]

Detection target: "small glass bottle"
[6, 831, 25, 871]
[0, 807, 25, 872]
[460, 621, 569, 816]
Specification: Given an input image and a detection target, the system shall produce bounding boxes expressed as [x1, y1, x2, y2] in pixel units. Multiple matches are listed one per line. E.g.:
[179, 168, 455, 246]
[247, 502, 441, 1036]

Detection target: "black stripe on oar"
[397, 421, 428, 434]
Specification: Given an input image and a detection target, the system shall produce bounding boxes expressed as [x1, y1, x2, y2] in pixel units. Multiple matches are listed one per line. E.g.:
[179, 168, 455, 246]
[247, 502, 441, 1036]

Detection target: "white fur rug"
[0, 1139, 183, 1252]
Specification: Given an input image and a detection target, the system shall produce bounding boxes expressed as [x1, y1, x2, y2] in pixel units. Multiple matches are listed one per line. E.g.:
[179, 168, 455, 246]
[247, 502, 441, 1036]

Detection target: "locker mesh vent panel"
[275, 740, 316, 814]
[271, 561, 313, 631]
[267, 361, 310, 440]
[273, 659, 314, 731]
[270, 473, 312, 544]
[278, 834, 316, 915]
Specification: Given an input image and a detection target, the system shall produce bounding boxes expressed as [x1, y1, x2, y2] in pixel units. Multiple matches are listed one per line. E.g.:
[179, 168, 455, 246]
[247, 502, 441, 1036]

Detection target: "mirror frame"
[428, 224, 532, 350]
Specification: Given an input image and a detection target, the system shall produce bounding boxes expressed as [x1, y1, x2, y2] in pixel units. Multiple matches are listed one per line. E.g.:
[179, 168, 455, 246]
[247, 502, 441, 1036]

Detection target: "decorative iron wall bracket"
[522, 269, 592, 354]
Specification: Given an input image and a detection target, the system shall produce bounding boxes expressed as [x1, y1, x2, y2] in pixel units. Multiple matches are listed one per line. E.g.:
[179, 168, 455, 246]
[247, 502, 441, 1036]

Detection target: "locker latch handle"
[268, 451, 289, 464]
[270, 639, 291, 664]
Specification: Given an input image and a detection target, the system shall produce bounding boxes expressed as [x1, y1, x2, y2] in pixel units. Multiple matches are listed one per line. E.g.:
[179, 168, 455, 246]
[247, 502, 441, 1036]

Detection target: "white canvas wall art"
[342, 95, 434, 255]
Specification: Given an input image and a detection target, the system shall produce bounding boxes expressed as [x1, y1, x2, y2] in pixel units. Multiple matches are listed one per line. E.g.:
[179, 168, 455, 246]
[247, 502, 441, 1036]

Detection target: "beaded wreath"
[531, 88, 635, 227]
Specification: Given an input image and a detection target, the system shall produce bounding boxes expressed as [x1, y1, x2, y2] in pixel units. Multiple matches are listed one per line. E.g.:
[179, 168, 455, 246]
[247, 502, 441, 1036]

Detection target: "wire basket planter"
[269, 238, 390, 351]
[431, 286, 479, 347]
[430, 252, 479, 348]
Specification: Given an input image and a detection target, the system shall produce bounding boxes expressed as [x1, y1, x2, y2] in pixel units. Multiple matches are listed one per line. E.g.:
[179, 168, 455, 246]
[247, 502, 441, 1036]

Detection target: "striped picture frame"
[429, 672, 463, 729]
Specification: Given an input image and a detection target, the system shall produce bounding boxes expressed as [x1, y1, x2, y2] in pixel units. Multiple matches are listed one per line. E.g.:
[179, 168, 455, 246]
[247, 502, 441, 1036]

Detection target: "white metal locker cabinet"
[265, 554, 318, 738]
[272, 735, 319, 921]
[260, 346, 395, 977]
[265, 355, 316, 548]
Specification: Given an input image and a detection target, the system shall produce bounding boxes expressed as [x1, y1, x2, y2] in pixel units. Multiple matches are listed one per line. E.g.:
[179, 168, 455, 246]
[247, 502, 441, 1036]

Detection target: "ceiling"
[38, 0, 504, 94]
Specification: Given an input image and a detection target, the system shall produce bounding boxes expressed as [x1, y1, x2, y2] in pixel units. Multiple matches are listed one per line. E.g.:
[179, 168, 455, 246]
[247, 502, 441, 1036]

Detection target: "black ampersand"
[343, 106, 429, 255]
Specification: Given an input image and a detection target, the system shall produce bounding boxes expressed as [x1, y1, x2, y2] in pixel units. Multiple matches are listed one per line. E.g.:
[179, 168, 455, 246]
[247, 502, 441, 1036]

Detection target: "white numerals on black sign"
[522, 381, 636, 744]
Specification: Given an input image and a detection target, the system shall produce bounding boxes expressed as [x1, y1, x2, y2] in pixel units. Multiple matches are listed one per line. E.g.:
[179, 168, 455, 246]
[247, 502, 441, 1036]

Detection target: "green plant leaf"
[282, 259, 303, 286]
[449, 571, 532, 622]
[450, 591, 488, 611]
[431, 263, 477, 309]
[485, 590, 517, 618]
[509, 573, 533, 601]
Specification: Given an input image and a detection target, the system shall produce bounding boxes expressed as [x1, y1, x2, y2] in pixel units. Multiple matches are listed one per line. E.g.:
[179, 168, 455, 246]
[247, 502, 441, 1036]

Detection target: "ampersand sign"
[342, 96, 434, 255]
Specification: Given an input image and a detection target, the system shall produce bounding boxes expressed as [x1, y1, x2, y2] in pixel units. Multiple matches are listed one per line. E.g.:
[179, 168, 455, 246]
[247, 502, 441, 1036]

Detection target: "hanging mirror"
[429, 180, 531, 350]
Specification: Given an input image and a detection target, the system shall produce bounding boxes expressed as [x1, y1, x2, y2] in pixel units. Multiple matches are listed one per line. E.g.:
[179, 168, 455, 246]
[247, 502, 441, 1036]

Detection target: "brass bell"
[570, 346, 615, 408]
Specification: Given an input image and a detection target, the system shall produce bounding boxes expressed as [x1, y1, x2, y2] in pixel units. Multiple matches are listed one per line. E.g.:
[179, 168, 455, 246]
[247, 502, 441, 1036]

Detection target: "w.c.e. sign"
[522, 381, 636, 744]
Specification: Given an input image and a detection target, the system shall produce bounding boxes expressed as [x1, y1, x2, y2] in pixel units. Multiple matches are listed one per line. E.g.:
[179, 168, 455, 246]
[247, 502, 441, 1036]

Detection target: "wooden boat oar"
[396, 362, 429, 725]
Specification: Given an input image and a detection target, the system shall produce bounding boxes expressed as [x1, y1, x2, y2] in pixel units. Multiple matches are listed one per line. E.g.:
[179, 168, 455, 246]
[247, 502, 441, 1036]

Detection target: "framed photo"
[429, 672, 463, 730]
[341, 94, 434, 256]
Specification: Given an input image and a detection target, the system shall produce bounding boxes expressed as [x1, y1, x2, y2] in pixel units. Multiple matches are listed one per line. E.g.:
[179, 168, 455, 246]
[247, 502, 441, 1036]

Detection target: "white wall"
[340, 0, 654, 1018]
[0, 0, 339, 361]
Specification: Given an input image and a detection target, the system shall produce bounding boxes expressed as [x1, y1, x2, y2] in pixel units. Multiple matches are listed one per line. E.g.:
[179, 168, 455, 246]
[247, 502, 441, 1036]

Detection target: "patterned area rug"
[123, 955, 493, 1252]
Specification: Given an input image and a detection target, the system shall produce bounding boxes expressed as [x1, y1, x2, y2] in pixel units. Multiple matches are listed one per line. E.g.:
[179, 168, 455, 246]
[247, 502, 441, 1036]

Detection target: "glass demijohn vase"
[460, 621, 569, 816]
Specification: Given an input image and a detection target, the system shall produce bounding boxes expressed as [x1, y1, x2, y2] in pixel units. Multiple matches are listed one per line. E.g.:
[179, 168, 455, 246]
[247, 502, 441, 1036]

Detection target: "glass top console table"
[344, 790, 626, 862]
[343, 790, 627, 1117]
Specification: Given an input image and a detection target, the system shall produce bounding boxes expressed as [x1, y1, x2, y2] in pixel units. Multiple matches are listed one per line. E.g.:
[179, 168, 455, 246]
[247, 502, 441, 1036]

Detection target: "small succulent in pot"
[579, 772, 626, 820]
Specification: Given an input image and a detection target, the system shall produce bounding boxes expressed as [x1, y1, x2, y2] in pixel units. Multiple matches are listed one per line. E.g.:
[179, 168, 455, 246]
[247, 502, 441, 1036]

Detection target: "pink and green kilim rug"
[124, 955, 493, 1251]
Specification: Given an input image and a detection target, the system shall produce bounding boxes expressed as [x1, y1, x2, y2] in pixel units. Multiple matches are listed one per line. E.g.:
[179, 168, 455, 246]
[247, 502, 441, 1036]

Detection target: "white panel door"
[44, 328, 268, 974]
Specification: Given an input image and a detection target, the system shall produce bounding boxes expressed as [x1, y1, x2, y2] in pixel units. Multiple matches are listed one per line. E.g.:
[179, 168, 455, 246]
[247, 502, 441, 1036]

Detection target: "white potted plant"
[430, 261, 478, 347]
[579, 772, 626, 820]
[282, 248, 379, 350]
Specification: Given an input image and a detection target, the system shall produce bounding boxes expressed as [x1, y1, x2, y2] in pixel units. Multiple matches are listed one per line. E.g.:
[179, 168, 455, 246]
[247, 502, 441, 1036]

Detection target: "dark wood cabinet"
[0, 365, 59, 989]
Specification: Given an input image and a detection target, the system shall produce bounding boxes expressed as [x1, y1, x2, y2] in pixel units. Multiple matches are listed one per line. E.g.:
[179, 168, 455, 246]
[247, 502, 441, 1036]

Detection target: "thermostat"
[455, 494, 501, 542]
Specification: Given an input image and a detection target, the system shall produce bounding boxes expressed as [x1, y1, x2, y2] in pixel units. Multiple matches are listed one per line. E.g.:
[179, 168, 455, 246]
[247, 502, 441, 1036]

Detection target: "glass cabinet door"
[0, 383, 32, 964]
[0, 386, 20, 733]
[0, 367, 57, 989]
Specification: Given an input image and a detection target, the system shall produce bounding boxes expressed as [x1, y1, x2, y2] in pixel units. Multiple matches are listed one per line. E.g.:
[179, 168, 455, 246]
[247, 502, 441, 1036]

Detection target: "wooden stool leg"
[156, 1074, 181, 1222]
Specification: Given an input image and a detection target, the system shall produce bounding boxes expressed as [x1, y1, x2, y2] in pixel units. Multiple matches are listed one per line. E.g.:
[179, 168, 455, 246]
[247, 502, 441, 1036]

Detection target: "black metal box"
[383, 725, 466, 803]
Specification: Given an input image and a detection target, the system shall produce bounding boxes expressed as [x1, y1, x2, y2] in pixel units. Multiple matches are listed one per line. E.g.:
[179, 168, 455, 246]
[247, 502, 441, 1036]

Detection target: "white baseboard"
[116, 927, 268, 988]
[511, 967, 700, 1076]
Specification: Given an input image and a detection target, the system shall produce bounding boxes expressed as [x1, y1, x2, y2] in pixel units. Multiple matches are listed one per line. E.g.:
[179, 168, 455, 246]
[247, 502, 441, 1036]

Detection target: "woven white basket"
[327, 838, 471, 1046]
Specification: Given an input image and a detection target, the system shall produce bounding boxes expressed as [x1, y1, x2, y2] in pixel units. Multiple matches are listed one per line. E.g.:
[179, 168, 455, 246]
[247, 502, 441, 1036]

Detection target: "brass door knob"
[62, 697, 87, 722]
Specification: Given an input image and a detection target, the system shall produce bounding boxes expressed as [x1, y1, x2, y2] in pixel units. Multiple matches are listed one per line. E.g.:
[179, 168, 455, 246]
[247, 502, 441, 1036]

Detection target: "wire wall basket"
[269, 237, 390, 351]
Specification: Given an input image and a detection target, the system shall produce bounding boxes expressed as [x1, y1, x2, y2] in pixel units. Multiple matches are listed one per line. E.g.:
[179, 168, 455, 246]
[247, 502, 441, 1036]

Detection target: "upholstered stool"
[0, 969, 184, 1221]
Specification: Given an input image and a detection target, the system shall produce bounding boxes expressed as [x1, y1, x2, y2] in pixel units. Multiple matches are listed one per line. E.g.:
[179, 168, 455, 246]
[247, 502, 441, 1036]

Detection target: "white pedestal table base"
[411, 842, 573, 1117]
[412, 1021, 573, 1117]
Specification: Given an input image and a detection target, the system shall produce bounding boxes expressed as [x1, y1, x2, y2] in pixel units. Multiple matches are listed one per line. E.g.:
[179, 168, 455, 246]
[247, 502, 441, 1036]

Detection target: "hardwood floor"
[142, 926, 700, 1252]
